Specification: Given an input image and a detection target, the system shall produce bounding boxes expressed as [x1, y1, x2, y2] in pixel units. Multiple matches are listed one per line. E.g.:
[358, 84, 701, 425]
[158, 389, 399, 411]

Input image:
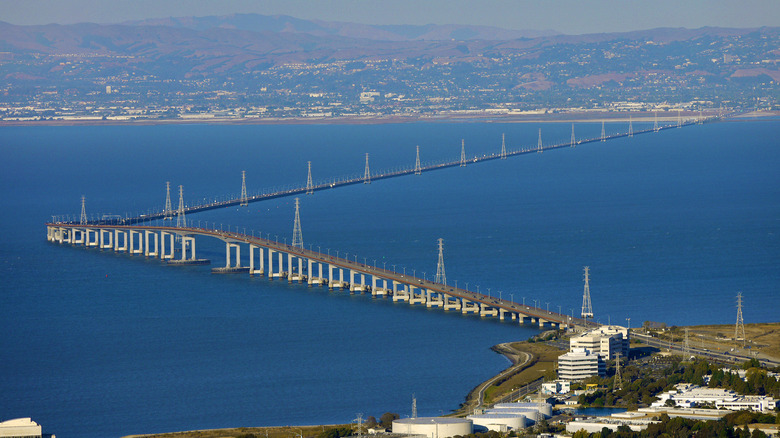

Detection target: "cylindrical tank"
[392, 417, 473, 438]
[467, 413, 526, 430]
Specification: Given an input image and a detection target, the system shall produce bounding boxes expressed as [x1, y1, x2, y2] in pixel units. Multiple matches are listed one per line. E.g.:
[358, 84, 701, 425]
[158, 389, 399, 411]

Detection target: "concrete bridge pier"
[225, 242, 241, 268]
[392, 282, 409, 302]
[307, 259, 314, 285]
[267, 248, 275, 278]
[443, 294, 461, 311]
[114, 229, 128, 252]
[426, 290, 443, 308]
[160, 231, 174, 259]
[462, 299, 480, 314]
[72, 228, 85, 245]
[100, 229, 113, 249]
[480, 303, 498, 318]
[277, 250, 285, 279]
[409, 286, 426, 305]
[144, 230, 158, 257]
[249, 244, 264, 276]
[129, 230, 144, 255]
[85, 229, 98, 247]
[297, 257, 304, 283]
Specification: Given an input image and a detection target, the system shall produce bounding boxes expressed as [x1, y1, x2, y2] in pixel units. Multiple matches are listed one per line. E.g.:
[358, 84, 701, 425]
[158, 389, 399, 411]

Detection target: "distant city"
[0, 15, 778, 122]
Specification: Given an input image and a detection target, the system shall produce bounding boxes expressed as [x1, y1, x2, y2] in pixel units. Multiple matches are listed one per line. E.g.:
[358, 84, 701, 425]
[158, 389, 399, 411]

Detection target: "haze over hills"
[0, 13, 778, 122]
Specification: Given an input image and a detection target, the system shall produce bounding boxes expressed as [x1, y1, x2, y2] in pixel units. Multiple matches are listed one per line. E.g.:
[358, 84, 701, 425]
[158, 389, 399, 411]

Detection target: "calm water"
[1, 119, 778, 437]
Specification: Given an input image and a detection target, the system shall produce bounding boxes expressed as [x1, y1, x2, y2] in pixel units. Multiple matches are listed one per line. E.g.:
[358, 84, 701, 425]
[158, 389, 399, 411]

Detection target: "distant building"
[653, 383, 779, 412]
[105, 85, 111, 94]
[0, 418, 42, 438]
[541, 380, 571, 395]
[570, 325, 630, 359]
[558, 347, 606, 381]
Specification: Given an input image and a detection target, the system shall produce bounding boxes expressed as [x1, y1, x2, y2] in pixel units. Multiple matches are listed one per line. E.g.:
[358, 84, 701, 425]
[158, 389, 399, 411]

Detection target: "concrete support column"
[268, 248, 274, 277]
[307, 259, 313, 285]
[115, 230, 128, 252]
[226, 242, 242, 268]
[249, 244, 264, 276]
[181, 236, 196, 260]
[328, 264, 334, 289]
[278, 251, 284, 278]
[144, 230, 158, 257]
[298, 258, 303, 283]
[287, 253, 293, 282]
[160, 231, 174, 259]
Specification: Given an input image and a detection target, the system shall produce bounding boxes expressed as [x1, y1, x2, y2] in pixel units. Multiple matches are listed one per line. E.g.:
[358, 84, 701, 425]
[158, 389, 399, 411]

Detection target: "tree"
[379, 412, 399, 429]
[364, 416, 377, 428]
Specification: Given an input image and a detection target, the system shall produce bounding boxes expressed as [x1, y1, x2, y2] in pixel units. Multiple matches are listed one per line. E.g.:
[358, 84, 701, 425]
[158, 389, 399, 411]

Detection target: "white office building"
[558, 347, 606, 381]
[570, 325, 630, 360]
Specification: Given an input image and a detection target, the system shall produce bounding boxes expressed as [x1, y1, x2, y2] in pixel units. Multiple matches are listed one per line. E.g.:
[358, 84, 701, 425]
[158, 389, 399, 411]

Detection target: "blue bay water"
[0, 119, 778, 437]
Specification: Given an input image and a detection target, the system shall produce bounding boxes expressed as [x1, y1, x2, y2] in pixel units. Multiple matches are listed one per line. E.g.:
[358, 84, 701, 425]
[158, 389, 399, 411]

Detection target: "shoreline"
[2, 110, 777, 128]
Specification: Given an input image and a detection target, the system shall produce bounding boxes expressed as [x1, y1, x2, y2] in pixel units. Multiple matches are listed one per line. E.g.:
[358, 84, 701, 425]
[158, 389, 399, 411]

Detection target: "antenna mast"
[240, 170, 248, 206]
[735, 292, 746, 348]
[435, 238, 446, 285]
[581, 266, 593, 320]
[164, 181, 173, 219]
[292, 197, 303, 249]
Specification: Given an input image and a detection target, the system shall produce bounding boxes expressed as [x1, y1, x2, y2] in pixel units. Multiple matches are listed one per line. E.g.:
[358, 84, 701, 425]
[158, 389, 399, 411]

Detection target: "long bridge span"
[70, 115, 719, 226]
[47, 223, 598, 330]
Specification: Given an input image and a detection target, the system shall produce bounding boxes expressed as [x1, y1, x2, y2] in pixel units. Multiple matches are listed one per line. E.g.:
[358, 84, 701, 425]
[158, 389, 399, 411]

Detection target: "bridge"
[46, 222, 598, 330]
[56, 113, 722, 226]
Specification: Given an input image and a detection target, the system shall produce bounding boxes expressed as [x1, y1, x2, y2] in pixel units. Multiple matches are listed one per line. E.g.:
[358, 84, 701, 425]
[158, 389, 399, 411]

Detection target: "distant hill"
[122, 13, 560, 41]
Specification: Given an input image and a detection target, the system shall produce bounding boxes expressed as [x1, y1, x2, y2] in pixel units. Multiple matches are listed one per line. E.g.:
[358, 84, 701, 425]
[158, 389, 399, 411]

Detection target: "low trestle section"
[47, 223, 578, 329]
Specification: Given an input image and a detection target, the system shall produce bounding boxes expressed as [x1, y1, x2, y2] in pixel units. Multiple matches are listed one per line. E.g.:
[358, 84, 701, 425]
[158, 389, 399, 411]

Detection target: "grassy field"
[482, 341, 564, 404]
[123, 424, 348, 438]
[683, 322, 780, 360]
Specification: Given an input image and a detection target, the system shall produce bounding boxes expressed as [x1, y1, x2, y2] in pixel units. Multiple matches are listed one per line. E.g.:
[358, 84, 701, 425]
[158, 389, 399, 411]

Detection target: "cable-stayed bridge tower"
[500, 133, 507, 159]
[364, 153, 371, 184]
[581, 266, 593, 320]
[460, 139, 466, 167]
[80, 196, 87, 224]
[240, 170, 248, 206]
[306, 161, 313, 195]
[164, 181, 173, 219]
[537, 128, 542, 152]
[292, 197, 303, 249]
[414, 145, 421, 175]
[570, 124, 576, 147]
[435, 238, 446, 285]
[176, 185, 186, 228]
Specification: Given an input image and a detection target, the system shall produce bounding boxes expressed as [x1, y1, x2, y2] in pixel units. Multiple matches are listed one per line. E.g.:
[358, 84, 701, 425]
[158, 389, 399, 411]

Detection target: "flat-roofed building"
[558, 347, 606, 381]
[0, 418, 42, 438]
[570, 325, 629, 359]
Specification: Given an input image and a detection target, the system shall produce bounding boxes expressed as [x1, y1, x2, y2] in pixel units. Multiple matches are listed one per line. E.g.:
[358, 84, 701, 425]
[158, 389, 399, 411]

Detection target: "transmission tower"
[414, 145, 421, 175]
[581, 266, 593, 320]
[698, 110, 703, 124]
[601, 121, 606, 141]
[240, 170, 248, 206]
[306, 161, 313, 194]
[411, 394, 417, 419]
[364, 153, 371, 184]
[353, 413, 364, 438]
[614, 352, 623, 390]
[460, 139, 466, 167]
[653, 111, 659, 132]
[164, 181, 173, 219]
[537, 128, 543, 152]
[292, 197, 303, 249]
[435, 238, 446, 285]
[500, 133, 507, 159]
[677, 110, 682, 128]
[735, 292, 746, 347]
[570, 123, 576, 147]
[80, 195, 87, 224]
[176, 185, 186, 228]
[628, 116, 633, 138]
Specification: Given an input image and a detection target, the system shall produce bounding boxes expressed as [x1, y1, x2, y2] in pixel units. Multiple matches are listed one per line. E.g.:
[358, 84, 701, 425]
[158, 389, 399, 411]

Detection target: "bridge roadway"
[47, 223, 598, 330]
[87, 119, 712, 226]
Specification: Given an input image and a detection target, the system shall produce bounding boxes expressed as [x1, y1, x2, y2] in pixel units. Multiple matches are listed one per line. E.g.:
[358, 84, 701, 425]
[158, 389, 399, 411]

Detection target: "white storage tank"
[467, 413, 526, 430]
[493, 402, 553, 418]
[392, 417, 473, 438]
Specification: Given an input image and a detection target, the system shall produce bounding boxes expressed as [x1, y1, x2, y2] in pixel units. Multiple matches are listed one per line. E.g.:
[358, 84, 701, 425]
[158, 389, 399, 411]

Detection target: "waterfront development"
[1, 118, 779, 437]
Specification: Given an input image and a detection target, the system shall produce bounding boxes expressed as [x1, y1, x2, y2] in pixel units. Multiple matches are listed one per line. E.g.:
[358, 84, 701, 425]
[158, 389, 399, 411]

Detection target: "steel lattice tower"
[306, 161, 313, 195]
[500, 133, 507, 159]
[537, 128, 543, 152]
[240, 170, 248, 206]
[176, 185, 186, 228]
[460, 139, 466, 167]
[628, 116, 633, 138]
[570, 123, 576, 147]
[80, 195, 87, 224]
[364, 153, 371, 184]
[164, 181, 173, 219]
[581, 266, 593, 319]
[614, 352, 623, 390]
[601, 121, 606, 141]
[412, 394, 417, 419]
[435, 238, 446, 285]
[677, 110, 682, 128]
[414, 145, 421, 175]
[292, 197, 303, 249]
[654, 111, 659, 132]
[735, 292, 746, 347]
